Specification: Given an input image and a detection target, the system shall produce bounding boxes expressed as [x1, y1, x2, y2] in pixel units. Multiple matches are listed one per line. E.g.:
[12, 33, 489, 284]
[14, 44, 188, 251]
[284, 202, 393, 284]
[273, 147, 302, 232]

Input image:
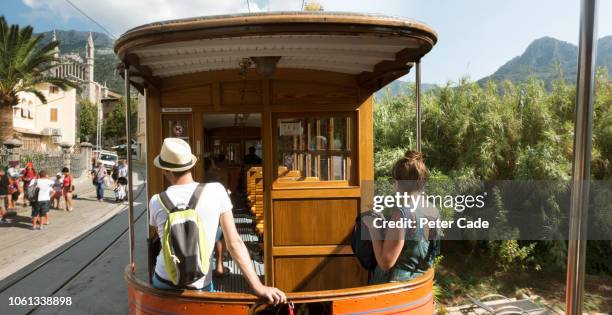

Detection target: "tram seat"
[277, 166, 301, 179]
[246, 166, 265, 235]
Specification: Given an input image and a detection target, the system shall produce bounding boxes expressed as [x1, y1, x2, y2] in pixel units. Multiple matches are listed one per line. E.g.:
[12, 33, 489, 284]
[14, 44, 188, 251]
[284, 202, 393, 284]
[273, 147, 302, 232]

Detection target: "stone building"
[13, 31, 118, 150]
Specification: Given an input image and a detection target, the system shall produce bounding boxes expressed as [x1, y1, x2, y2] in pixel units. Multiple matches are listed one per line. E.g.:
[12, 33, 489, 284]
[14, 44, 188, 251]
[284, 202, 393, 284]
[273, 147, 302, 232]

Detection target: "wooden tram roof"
[114, 11, 437, 93]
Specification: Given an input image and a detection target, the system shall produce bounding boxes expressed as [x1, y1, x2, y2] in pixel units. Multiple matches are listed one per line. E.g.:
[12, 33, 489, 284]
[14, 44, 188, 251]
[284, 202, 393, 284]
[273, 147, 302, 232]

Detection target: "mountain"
[37, 30, 123, 92]
[374, 80, 437, 100]
[479, 36, 612, 87]
[38, 30, 114, 53]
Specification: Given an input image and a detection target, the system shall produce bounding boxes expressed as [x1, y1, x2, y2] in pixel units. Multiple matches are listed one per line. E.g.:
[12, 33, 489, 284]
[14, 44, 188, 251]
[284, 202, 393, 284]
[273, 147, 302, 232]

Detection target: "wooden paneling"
[272, 245, 353, 256]
[262, 110, 274, 285]
[273, 198, 358, 246]
[274, 256, 367, 292]
[221, 81, 262, 106]
[271, 188, 361, 199]
[271, 80, 358, 106]
[161, 84, 212, 108]
[358, 95, 374, 211]
[145, 67, 375, 292]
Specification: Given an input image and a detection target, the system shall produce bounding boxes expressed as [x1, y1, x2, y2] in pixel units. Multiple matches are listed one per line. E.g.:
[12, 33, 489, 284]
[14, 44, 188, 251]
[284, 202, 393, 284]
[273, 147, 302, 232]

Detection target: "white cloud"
[20, 0, 408, 39]
[21, 0, 258, 37]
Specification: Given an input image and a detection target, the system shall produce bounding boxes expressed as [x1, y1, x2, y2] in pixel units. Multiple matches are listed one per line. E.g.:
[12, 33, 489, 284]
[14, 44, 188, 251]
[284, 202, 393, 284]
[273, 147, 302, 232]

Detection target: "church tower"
[85, 32, 96, 103]
[52, 30, 60, 59]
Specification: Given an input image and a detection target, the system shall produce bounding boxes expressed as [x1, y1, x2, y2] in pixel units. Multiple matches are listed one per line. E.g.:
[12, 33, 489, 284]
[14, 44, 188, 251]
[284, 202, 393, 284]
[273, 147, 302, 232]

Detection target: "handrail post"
[124, 66, 136, 273]
[415, 60, 422, 152]
[566, 0, 598, 314]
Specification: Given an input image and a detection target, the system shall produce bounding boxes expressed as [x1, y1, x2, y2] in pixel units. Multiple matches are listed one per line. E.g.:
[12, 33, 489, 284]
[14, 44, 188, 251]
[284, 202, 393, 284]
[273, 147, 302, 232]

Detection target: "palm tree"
[0, 16, 77, 144]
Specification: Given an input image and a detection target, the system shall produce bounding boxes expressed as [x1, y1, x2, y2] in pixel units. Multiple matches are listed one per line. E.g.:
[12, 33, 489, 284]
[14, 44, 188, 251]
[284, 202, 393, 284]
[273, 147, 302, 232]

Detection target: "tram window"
[276, 115, 352, 182]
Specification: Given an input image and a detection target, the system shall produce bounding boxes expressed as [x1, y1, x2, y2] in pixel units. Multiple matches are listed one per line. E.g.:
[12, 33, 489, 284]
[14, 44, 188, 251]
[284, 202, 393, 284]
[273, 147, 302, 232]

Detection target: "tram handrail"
[125, 266, 434, 304]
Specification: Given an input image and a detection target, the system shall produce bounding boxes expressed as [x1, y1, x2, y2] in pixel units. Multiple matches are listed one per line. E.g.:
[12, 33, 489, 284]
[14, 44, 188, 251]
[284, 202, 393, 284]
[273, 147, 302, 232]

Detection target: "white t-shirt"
[149, 182, 232, 288]
[35, 178, 54, 201]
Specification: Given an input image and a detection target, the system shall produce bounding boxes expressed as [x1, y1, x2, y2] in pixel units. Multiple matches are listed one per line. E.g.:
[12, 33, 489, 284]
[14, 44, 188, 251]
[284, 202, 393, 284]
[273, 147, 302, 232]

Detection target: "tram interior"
[201, 113, 266, 292]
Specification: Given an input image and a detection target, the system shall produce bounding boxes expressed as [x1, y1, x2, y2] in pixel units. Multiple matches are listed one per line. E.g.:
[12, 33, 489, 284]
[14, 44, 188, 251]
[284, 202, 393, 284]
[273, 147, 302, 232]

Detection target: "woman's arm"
[219, 211, 286, 305]
[369, 210, 405, 271]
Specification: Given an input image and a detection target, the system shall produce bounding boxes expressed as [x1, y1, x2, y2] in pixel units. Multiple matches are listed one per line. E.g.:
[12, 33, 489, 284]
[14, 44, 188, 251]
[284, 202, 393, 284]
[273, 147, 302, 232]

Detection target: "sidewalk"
[0, 165, 146, 281]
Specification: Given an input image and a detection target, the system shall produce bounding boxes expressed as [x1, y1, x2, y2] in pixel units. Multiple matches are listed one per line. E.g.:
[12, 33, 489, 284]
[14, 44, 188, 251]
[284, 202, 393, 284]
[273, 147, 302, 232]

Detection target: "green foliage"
[373, 67, 612, 276]
[79, 99, 97, 142]
[102, 98, 137, 141]
[487, 240, 537, 272]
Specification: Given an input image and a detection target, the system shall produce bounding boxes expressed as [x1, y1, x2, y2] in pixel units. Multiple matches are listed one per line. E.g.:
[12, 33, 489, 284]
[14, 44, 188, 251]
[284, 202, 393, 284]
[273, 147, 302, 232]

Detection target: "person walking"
[93, 161, 107, 202]
[31, 170, 53, 229]
[62, 167, 74, 211]
[0, 169, 9, 223]
[51, 173, 63, 210]
[116, 160, 128, 202]
[21, 162, 36, 207]
[7, 162, 20, 210]
[149, 138, 286, 304]
[111, 162, 119, 201]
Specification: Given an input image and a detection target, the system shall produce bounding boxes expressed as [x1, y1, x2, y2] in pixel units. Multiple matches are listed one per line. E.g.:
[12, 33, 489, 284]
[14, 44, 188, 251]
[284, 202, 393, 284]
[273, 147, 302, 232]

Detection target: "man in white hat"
[149, 138, 286, 304]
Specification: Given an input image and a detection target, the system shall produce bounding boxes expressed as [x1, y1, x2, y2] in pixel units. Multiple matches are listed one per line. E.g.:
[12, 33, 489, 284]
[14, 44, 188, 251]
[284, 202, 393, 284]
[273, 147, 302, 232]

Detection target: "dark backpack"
[351, 211, 385, 271]
[27, 180, 40, 201]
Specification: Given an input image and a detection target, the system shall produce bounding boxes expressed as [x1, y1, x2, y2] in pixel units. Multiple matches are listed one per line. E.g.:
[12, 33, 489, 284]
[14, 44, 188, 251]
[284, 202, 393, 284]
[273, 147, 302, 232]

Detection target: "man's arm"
[219, 211, 286, 305]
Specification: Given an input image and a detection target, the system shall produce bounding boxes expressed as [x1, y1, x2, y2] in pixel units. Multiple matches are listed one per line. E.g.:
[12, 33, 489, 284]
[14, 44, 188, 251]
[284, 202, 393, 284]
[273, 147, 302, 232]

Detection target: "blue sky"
[1, 0, 611, 84]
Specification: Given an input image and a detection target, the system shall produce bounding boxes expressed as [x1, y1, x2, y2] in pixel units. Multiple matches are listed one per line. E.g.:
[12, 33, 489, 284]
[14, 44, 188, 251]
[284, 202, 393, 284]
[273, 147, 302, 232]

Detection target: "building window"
[50, 108, 58, 122]
[275, 114, 353, 184]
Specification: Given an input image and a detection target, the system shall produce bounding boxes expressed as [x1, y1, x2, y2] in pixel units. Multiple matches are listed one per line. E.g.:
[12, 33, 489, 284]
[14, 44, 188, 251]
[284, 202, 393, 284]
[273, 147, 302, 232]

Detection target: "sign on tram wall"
[161, 107, 192, 113]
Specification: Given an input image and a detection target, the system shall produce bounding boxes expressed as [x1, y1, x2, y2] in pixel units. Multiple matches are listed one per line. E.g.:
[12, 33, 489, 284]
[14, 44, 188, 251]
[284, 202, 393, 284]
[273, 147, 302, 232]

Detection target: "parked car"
[93, 150, 119, 172]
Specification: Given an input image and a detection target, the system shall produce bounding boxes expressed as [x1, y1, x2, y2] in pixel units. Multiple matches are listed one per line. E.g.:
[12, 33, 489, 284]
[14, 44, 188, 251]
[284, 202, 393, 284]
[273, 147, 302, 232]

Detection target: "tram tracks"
[0, 168, 147, 315]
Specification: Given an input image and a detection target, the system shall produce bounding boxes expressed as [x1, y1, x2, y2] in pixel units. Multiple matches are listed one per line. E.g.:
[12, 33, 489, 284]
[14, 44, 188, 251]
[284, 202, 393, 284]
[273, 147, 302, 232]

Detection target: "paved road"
[0, 165, 148, 315]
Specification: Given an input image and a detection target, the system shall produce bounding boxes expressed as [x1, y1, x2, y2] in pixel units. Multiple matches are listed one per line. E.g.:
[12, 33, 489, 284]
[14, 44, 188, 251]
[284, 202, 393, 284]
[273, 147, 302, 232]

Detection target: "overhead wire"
[63, 0, 117, 40]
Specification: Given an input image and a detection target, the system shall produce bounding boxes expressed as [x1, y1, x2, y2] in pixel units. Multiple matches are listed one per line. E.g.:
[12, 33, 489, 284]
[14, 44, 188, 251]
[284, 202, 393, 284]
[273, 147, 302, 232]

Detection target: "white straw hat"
[154, 138, 198, 172]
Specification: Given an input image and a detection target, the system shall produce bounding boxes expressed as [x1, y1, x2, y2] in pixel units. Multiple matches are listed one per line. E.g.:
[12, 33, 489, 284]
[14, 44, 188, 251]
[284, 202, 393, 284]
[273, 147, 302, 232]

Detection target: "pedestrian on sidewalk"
[116, 160, 128, 202]
[62, 167, 74, 211]
[21, 162, 37, 207]
[7, 162, 20, 210]
[93, 161, 107, 202]
[111, 162, 119, 202]
[51, 173, 63, 210]
[31, 170, 53, 229]
[0, 169, 9, 223]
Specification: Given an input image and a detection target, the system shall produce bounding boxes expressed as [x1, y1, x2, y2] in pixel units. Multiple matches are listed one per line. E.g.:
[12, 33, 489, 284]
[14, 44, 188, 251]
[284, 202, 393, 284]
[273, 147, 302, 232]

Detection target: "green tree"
[79, 99, 97, 142]
[0, 16, 77, 144]
[102, 98, 137, 144]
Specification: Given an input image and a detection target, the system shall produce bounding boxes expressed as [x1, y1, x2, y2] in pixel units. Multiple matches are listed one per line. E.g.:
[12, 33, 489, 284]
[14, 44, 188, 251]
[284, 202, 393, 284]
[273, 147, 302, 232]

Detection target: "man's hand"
[253, 285, 287, 305]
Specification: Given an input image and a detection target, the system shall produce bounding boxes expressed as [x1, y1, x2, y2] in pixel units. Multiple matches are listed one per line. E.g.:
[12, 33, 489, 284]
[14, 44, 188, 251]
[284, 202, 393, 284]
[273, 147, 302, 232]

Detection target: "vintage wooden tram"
[114, 11, 437, 314]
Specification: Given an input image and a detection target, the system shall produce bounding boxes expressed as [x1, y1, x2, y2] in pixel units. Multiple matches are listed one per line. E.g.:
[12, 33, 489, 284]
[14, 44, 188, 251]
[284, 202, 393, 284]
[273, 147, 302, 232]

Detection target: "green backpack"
[157, 183, 210, 287]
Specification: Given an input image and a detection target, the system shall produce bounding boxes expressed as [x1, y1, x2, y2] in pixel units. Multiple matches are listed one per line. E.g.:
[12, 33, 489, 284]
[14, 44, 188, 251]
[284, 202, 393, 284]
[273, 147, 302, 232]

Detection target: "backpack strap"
[187, 183, 206, 209]
[158, 191, 177, 213]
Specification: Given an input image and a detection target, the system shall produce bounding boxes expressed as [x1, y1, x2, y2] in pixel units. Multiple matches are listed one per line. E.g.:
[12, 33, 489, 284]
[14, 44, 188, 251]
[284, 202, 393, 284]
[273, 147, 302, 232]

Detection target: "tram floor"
[213, 210, 265, 294]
